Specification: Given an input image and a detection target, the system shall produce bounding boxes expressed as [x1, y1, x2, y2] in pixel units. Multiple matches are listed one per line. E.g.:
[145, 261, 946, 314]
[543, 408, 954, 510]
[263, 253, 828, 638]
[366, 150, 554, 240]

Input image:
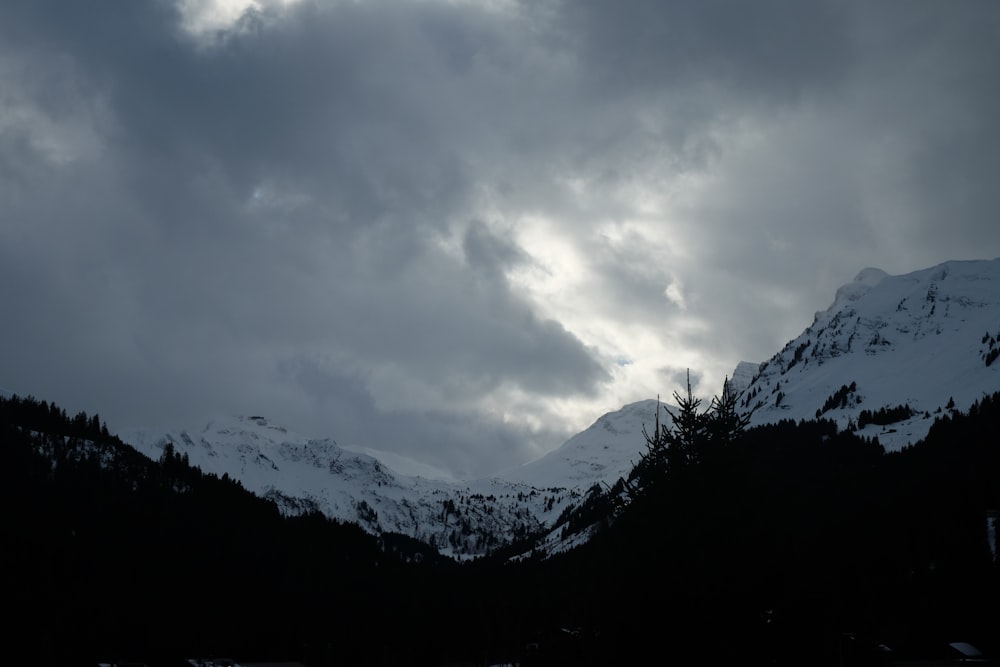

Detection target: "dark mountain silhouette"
[3, 386, 999, 665]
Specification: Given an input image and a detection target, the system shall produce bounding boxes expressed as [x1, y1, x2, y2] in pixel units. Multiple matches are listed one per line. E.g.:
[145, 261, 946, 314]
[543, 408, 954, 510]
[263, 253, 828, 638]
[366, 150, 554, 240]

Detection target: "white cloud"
[177, 0, 301, 36]
[664, 279, 687, 310]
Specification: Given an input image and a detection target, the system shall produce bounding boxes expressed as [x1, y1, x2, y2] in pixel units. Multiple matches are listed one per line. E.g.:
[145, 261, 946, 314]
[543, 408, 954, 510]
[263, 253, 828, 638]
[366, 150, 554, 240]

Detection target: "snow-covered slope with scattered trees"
[121, 416, 586, 560]
[738, 258, 1000, 450]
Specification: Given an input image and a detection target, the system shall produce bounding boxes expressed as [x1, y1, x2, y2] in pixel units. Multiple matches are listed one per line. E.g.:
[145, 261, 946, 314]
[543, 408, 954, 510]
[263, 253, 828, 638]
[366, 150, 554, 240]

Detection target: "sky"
[2, 0, 999, 480]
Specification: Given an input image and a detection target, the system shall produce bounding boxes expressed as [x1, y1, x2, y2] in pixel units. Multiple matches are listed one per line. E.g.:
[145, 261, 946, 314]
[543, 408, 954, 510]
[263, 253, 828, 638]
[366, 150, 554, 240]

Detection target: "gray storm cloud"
[2, 0, 999, 478]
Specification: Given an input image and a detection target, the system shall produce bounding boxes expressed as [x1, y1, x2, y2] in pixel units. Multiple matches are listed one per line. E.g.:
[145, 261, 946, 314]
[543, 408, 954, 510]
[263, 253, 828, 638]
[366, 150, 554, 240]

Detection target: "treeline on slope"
[816, 381, 858, 418]
[0, 394, 457, 666]
[4, 388, 1000, 666]
[496, 388, 1000, 665]
[856, 403, 914, 429]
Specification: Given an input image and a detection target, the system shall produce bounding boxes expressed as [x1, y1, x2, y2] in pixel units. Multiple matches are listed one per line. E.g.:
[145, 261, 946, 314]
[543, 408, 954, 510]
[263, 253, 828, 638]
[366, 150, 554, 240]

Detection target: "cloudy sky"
[2, 0, 999, 479]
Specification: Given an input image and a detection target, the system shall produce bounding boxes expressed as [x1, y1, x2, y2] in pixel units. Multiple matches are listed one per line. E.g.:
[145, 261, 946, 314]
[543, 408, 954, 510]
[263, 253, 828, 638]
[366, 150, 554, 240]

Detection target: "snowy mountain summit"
[738, 258, 1000, 449]
[497, 398, 662, 490]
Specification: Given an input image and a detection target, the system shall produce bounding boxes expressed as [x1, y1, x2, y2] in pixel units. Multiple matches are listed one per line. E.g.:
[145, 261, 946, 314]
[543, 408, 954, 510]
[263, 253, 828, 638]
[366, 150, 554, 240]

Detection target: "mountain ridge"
[16, 256, 1000, 560]
[739, 257, 1000, 450]
[121, 415, 589, 560]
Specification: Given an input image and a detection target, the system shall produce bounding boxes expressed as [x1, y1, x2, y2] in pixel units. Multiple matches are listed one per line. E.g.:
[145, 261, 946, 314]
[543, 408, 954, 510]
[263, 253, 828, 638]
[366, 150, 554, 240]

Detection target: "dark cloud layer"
[2, 0, 999, 478]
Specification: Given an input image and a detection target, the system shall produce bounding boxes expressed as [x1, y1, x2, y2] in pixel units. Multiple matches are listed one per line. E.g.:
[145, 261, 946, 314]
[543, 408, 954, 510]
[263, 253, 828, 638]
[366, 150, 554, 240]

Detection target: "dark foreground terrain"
[2, 392, 999, 665]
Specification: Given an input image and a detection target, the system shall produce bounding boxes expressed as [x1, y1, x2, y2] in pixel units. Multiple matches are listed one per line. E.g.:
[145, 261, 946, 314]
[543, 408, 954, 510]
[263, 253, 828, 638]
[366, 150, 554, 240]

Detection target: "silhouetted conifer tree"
[706, 375, 752, 449]
[637, 370, 750, 490]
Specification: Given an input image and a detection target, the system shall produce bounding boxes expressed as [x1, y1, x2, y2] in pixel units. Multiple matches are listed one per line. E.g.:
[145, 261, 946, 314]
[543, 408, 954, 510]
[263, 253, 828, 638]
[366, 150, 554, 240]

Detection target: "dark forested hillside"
[3, 391, 999, 665]
[519, 393, 1000, 665]
[0, 394, 405, 665]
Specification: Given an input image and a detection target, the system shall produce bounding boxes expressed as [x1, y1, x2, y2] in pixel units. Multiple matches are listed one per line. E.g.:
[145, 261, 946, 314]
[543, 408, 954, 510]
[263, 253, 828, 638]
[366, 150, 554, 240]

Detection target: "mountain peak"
[729, 361, 759, 394]
[498, 398, 665, 490]
[824, 267, 889, 318]
[852, 266, 889, 285]
[743, 257, 1000, 450]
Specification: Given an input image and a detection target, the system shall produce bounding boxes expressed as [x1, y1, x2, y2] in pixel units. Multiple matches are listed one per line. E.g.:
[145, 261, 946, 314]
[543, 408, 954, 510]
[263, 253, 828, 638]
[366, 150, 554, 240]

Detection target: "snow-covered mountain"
[120, 257, 1000, 559]
[120, 398, 675, 560]
[728, 360, 759, 395]
[496, 398, 661, 490]
[121, 416, 590, 560]
[738, 258, 1000, 449]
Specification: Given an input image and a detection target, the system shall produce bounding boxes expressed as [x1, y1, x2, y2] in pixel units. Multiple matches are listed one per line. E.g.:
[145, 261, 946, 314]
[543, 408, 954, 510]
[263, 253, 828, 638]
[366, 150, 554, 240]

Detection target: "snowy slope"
[728, 361, 758, 395]
[495, 398, 665, 490]
[121, 416, 584, 560]
[738, 258, 1000, 449]
[120, 400, 676, 560]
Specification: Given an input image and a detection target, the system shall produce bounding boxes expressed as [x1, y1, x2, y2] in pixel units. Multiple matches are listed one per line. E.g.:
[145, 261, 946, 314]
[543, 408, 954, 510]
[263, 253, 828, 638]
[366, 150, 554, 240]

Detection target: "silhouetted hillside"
[3, 391, 999, 665]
